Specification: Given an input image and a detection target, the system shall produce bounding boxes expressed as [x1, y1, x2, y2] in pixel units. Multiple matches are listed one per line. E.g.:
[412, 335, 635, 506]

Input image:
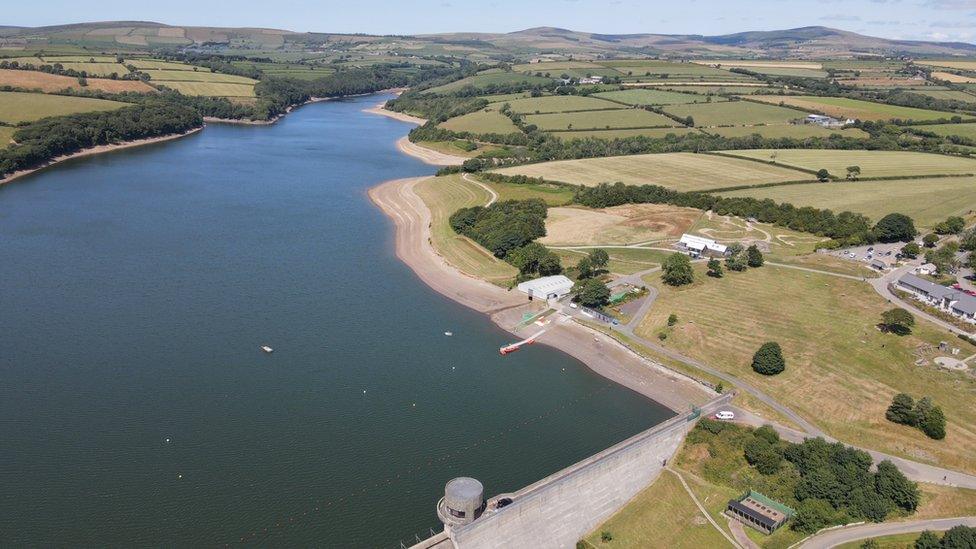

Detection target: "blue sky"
[5, 0, 976, 43]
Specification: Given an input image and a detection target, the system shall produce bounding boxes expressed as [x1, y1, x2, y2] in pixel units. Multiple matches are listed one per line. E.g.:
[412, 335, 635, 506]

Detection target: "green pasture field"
[425, 72, 553, 94]
[511, 61, 600, 72]
[0, 91, 128, 124]
[736, 66, 828, 78]
[153, 81, 256, 97]
[0, 56, 45, 65]
[41, 55, 118, 62]
[749, 95, 957, 122]
[495, 152, 812, 191]
[557, 127, 700, 140]
[494, 95, 621, 114]
[551, 247, 675, 276]
[477, 92, 532, 102]
[0, 125, 16, 145]
[721, 149, 976, 178]
[479, 177, 575, 206]
[525, 109, 678, 131]
[57, 62, 129, 76]
[705, 125, 869, 139]
[438, 109, 521, 134]
[638, 265, 976, 474]
[721, 175, 976, 227]
[593, 88, 722, 106]
[909, 89, 976, 102]
[663, 100, 808, 126]
[145, 70, 257, 84]
[127, 59, 211, 71]
[917, 60, 976, 71]
[910, 122, 976, 139]
[656, 85, 784, 95]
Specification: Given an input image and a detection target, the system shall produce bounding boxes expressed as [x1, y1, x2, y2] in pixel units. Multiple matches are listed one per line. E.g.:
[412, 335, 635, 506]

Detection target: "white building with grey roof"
[897, 273, 976, 323]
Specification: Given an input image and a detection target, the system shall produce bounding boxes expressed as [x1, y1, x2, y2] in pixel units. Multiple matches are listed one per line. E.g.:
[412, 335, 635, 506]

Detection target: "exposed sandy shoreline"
[0, 127, 204, 186]
[362, 99, 466, 166]
[368, 176, 712, 412]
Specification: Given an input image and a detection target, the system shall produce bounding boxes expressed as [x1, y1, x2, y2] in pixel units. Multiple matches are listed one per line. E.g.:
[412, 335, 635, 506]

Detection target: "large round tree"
[874, 213, 917, 243]
[752, 342, 786, 375]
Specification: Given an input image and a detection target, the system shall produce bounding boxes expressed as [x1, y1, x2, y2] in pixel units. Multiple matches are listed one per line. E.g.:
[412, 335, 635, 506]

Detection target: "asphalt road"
[798, 516, 976, 548]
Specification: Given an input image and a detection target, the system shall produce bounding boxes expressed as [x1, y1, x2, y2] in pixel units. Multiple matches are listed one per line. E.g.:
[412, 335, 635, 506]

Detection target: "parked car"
[714, 410, 735, 421]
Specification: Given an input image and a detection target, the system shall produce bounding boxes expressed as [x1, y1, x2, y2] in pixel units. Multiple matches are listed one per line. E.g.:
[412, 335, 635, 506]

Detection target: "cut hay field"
[593, 88, 719, 106]
[155, 81, 256, 98]
[127, 59, 210, 71]
[932, 72, 976, 84]
[663, 100, 808, 126]
[0, 68, 155, 94]
[748, 95, 955, 122]
[557, 127, 700, 140]
[697, 60, 823, 69]
[40, 55, 118, 63]
[495, 152, 812, 191]
[439, 109, 520, 134]
[425, 72, 553, 94]
[146, 70, 257, 84]
[494, 95, 620, 114]
[540, 204, 702, 246]
[918, 60, 976, 71]
[705, 124, 868, 139]
[414, 175, 517, 284]
[57, 62, 129, 76]
[526, 109, 677, 131]
[0, 125, 16, 145]
[910, 122, 976, 139]
[721, 176, 976, 227]
[637, 266, 976, 473]
[0, 91, 128, 124]
[722, 149, 976, 178]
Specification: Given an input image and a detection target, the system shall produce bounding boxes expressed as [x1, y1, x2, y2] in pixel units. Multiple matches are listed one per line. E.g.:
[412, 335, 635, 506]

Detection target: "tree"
[881, 308, 915, 335]
[662, 253, 694, 286]
[913, 531, 941, 549]
[725, 243, 747, 272]
[940, 525, 976, 547]
[754, 424, 780, 444]
[816, 168, 830, 182]
[588, 249, 609, 271]
[918, 405, 946, 440]
[934, 216, 965, 235]
[886, 393, 917, 426]
[752, 342, 786, 375]
[707, 257, 724, 278]
[746, 244, 764, 267]
[874, 460, 920, 512]
[744, 437, 782, 474]
[538, 253, 562, 276]
[667, 313, 678, 326]
[922, 234, 939, 248]
[846, 165, 861, 181]
[576, 256, 594, 279]
[874, 213, 917, 243]
[792, 498, 835, 533]
[900, 241, 920, 259]
[572, 278, 610, 308]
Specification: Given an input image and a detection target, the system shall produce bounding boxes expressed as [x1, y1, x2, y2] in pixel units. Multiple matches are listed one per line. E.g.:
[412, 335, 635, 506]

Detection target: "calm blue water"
[0, 94, 673, 547]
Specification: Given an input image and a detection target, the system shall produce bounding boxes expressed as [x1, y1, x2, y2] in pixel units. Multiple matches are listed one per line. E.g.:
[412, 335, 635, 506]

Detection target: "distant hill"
[1, 21, 974, 59]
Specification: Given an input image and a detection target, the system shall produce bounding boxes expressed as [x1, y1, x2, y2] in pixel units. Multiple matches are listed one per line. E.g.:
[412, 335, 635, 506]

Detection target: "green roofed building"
[726, 491, 795, 534]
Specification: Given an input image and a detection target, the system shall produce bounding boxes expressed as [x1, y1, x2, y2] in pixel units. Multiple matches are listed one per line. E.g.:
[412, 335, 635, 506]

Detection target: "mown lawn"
[495, 152, 812, 191]
[414, 175, 517, 284]
[721, 149, 976, 178]
[637, 266, 976, 473]
[721, 176, 976, 227]
[0, 91, 128, 124]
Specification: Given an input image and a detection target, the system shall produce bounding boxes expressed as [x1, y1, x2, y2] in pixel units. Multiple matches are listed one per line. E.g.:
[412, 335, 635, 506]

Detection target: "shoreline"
[361, 99, 466, 166]
[0, 127, 204, 187]
[368, 176, 712, 413]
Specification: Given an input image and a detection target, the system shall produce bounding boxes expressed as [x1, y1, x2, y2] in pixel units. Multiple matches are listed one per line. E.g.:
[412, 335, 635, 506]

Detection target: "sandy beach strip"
[0, 126, 204, 186]
[362, 100, 466, 166]
[368, 176, 713, 412]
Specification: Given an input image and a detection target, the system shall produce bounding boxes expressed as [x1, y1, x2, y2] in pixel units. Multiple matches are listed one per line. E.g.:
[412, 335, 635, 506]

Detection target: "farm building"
[871, 258, 891, 271]
[897, 273, 976, 323]
[726, 491, 795, 535]
[802, 113, 853, 128]
[916, 263, 937, 275]
[579, 76, 604, 85]
[517, 275, 574, 301]
[677, 234, 728, 257]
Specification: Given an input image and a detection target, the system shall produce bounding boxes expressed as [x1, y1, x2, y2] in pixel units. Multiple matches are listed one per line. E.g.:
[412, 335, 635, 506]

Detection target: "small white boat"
[261, 345, 274, 353]
[444, 331, 453, 336]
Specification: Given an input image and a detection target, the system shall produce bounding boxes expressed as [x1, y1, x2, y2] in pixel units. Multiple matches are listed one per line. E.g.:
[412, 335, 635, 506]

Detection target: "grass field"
[0, 91, 128, 124]
[540, 204, 702, 246]
[40, 55, 118, 63]
[662, 101, 809, 127]
[439, 109, 521, 134]
[127, 59, 210, 71]
[425, 71, 553, 94]
[0, 125, 16, 145]
[414, 175, 518, 284]
[748, 95, 956, 122]
[705, 124, 868, 139]
[721, 149, 976, 178]
[593, 88, 719, 106]
[0, 68, 155, 94]
[154, 81, 256, 97]
[495, 95, 621, 114]
[526, 109, 678, 131]
[479, 178, 575, 206]
[146, 70, 257, 84]
[918, 60, 976, 71]
[911, 122, 976, 139]
[57, 62, 130, 77]
[908, 89, 976, 103]
[495, 152, 812, 191]
[697, 60, 823, 69]
[557, 127, 701, 140]
[721, 176, 976, 227]
[552, 247, 675, 276]
[581, 471, 732, 549]
[637, 266, 976, 473]
[933, 72, 976, 84]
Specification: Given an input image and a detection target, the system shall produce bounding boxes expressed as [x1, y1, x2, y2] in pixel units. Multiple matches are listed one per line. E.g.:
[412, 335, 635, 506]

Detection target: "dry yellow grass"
[637, 266, 976, 473]
[0, 125, 15, 146]
[540, 204, 701, 246]
[495, 152, 811, 191]
[0, 69, 155, 94]
[932, 71, 976, 83]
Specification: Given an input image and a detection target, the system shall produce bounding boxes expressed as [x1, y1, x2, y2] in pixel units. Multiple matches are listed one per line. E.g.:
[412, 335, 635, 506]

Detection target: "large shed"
[726, 491, 794, 534]
[516, 275, 574, 301]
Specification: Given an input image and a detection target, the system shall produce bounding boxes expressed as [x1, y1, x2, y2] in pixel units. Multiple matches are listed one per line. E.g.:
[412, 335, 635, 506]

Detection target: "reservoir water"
[0, 94, 673, 547]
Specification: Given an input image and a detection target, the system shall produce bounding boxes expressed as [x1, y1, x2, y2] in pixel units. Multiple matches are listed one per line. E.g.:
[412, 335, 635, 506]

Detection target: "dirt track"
[369, 176, 712, 412]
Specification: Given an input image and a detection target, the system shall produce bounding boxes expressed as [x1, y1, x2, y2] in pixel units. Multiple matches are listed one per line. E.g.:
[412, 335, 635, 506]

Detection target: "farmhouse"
[726, 491, 795, 535]
[677, 234, 728, 258]
[897, 273, 976, 323]
[579, 76, 604, 85]
[916, 263, 938, 276]
[517, 275, 574, 301]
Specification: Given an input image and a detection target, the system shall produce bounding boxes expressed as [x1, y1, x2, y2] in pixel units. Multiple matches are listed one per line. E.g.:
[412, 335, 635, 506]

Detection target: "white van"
[714, 410, 735, 421]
